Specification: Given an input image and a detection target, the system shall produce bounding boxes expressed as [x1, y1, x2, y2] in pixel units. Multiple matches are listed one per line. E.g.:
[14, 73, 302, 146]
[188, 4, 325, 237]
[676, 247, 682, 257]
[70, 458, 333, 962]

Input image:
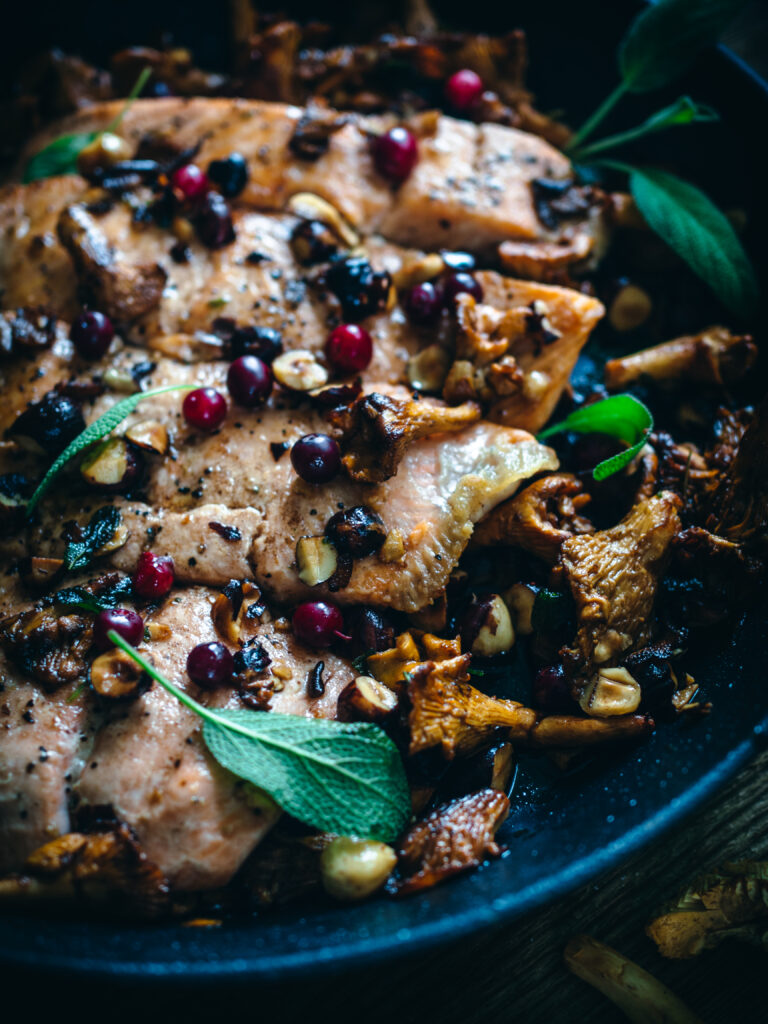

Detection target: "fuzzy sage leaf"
[539, 394, 653, 481]
[619, 0, 750, 93]
[109, 633, 411, 842]
[23, 67, 151, 183]
[619, 164, 758, 316]
[26, 384, 194, 516]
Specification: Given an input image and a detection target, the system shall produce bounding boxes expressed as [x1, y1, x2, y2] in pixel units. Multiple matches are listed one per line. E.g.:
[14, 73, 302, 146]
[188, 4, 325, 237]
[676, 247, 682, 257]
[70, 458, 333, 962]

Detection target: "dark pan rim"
[1, 41, 766, 983]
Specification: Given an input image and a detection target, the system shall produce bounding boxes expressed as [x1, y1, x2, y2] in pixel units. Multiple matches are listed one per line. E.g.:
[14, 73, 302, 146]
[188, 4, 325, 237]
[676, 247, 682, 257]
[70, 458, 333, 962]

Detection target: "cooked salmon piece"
[1, 583, 356, 885]
[16, 98, 592, 253]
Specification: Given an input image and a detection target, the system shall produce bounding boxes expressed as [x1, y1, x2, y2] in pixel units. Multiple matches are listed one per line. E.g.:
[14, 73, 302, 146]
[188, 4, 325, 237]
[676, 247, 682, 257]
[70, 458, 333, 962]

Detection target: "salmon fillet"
[15, 98, 586, 252]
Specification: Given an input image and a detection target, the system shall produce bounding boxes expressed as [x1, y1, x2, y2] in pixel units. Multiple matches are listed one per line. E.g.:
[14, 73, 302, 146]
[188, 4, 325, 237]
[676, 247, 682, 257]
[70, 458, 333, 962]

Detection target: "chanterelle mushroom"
[331, 391, 481, 483]
[605, 327, 757, 392]
[473, 472, 593, 562]
[560, 491, 682, 683]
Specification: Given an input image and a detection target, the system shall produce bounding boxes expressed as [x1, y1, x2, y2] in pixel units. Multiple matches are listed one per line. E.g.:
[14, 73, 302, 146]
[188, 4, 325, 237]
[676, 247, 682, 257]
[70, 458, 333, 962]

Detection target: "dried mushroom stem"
[605, 327, 757, 391]
[407, 656, 652, 758]
[564, 935, 703, 1024]
[332, 392, 481, 484]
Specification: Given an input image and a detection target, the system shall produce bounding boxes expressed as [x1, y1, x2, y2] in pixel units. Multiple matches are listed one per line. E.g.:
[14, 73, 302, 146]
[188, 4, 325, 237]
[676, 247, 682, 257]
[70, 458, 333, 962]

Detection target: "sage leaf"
[26, 384, 194, 516]
[23, 132, 99, 183]
[624, 165, 758, 316]
[22, 67, 151, 184]
[539, 394, 653, 481]
[64, 505, 122, 571]
[51, 575, 134, 613]
[619, 0, 749, 93]
[109, 634, 412, 843]
[572, 96, 717, 160]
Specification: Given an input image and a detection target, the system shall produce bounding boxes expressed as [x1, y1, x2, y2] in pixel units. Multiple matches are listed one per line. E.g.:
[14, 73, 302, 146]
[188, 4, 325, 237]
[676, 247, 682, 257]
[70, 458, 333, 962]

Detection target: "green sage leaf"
[64, 505, 123, 571]
[625, 165, 758, 316]
[619, 0, 749, 93]
[23, 132, 99, 183]
[26, 384, 194, 516]
[539, 394, 654, 481]
[109, 634, 412, 843]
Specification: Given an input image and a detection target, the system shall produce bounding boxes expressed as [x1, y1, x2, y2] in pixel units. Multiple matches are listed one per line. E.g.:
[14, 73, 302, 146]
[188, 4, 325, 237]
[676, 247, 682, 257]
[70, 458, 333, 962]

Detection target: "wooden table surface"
[6, 9, 768, 1023]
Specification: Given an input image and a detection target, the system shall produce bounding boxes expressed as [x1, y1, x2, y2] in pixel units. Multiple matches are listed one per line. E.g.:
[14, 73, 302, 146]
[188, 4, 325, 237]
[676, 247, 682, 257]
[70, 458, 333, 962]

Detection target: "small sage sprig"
[110, 633, 411, 842]
[539, 394, 653, 481]
[26, 384, 193, 516]
[568, 0, 748, 150]
[571, 96, 717, 162]
[23, 67, 151, 183]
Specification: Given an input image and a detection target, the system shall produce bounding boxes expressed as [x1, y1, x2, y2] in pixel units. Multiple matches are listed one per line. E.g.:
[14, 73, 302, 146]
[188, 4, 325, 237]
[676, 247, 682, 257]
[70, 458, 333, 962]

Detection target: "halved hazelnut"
[80, 438, 142, 492]
[77, 132, 134, 175]
[102, 367, 140, 394]
[90, 648, 148, 700]
[125, 420, 169, 455]
[272, 349, 328, 391]
[407, 344, 451, 393]
[96, 520, 129, 556]
[608, 284, 653, 333]
[460, 595, 515, 657]
[320, 836, 397, 902]
[379, 528, 406, 564]
[579, 666, 641, 718]
[392, 252, 445, 291]
[337, 675, 399, 722]
[286, 192, 359, 247]
[504, 583, 538, 636]
[296, 536, 338, 586]
[149, 331, 225, 363]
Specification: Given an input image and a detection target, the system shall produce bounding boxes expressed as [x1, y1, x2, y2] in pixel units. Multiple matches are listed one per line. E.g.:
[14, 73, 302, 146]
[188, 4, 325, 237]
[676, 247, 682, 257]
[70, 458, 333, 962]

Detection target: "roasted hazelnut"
[337, 675, 399, 722]
[346, 606, 396, 657]
[296, 536, 338, 587]
[125, 420, 169, 455]
[77, 132, 134, 175]
[407, 344, 451, 393]
[460, 595, 515, 657]
[80, 438, 143, 492]
[320, 836, 397, 901]
[504, 583, 538, 636]
[290, 219, 339, 266]
[325, 506, 386, 558]
[7, 392, 85, 455]
[579, 666, 641, 717]
[90, 648, 149, 700]
[272, 349, 328, 391]
[608, 283, 653, 332]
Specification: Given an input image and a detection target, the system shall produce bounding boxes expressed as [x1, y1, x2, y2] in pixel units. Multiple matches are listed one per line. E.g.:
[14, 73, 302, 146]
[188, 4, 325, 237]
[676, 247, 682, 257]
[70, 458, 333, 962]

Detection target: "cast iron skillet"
[0, 0, 766, 980]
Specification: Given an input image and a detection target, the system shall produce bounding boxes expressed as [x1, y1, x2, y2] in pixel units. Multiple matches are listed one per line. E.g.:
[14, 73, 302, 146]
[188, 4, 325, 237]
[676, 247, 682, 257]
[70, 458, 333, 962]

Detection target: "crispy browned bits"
[392, 789, 509, 895]
[0, 826, 169, 918]
[330, 391, 480, 484]
[472, 473, 594, 563]
[0, 607, 93, 693]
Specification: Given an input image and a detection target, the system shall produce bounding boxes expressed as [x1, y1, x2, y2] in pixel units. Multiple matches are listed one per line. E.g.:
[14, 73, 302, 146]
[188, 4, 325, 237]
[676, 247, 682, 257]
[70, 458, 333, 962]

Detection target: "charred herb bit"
[233, 637, 271, 677]
[307, 660, 325, 697]
[109, 633, 411, 842]
[539, 394, 653, 481]
[64, 506, 123, 571]
[208, 520, 243, 543]
[50, 575, 134, 614]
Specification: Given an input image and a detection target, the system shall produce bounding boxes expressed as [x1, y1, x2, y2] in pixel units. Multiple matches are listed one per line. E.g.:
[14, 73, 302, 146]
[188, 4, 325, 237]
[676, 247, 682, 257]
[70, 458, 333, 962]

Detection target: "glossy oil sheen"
[0, 0, 766, 979]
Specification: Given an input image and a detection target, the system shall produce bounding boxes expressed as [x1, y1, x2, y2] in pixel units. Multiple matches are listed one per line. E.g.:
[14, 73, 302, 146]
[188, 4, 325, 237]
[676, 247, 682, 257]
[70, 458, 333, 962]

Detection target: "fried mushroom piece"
[406, 654, 653, 758]
[330, 391, 481, 484]
[392, 789, 509, 895]
[560, 492, 682, 675]
[605, 327, 757, 392]
[0, 607, 92, 693]
[703, 395, 768, 549]
[0, 826, 170, 918]
[473, 473, 593, 562]
[57, 203, 167, 323]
